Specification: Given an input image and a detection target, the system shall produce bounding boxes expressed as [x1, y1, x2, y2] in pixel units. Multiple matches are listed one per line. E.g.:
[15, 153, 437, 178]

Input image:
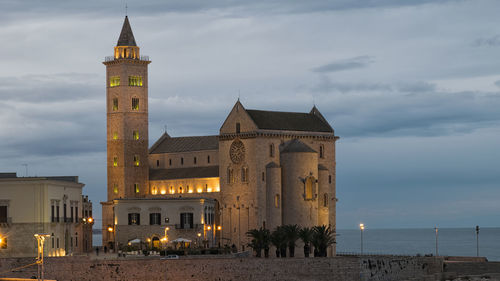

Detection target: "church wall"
[265, 164, 282, 231]
[280, 150, 318, 227]
[149, 177, 220, 196]
[149, 150, 218, 169]
[317, 167, 329, 226]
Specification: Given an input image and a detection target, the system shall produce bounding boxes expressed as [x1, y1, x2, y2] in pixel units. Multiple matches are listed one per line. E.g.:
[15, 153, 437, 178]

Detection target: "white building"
[0, 173, 93, 257]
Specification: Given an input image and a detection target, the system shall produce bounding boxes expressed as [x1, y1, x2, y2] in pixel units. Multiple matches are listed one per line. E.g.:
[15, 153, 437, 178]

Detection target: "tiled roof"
[246, 109, 333, 133]
[149, 166, 219, 181]
[117, 16, 137, 46]
[150, 135, 218, 154]
[281, 139, 317, 154]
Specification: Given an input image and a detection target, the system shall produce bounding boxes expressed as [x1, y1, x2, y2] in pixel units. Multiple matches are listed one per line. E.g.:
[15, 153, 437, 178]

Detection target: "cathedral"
[101, 16, 339, 255]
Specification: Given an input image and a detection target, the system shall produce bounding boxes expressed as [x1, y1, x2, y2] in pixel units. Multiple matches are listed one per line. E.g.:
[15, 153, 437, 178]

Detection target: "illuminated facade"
[0, 173, 93, 257]
[102, 17, 338, 256]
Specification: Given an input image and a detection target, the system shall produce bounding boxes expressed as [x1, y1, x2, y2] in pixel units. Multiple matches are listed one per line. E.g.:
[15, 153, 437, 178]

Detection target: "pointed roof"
[117, 16, 137, 46]
[281, 139, 317, 154]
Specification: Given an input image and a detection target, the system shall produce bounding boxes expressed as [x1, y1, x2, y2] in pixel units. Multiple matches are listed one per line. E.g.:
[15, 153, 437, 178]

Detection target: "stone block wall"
[0, 256, 444, 281]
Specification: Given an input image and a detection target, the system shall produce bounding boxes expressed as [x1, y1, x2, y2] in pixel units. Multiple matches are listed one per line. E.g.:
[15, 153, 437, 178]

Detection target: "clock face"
[230, 140, 245, 164]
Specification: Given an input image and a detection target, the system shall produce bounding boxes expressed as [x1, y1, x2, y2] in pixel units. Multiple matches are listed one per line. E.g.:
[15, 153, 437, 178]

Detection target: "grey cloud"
[0, 0, 458, 20]
[312, 56, 374, 73]
[474, 35, 500, 47]
[0, 73, 102, 102]
[494, 80, 500, 88]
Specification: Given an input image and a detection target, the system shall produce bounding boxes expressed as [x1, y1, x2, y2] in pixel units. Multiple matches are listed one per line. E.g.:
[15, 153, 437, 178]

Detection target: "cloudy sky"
[0, 0, 499, 230]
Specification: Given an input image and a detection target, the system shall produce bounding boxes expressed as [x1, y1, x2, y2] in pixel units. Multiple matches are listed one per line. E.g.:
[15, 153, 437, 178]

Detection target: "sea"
[93, 227, 500, 261]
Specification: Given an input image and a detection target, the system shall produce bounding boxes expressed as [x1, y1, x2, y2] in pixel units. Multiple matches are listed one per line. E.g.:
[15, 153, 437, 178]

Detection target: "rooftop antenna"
[22, 164, 28, 177]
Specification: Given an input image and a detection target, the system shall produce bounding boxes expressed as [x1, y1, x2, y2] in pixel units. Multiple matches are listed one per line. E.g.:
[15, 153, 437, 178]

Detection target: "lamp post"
[34, 234, 50, 281]
[359, 223, 365, 255]
[197, 233, 202, 248]
[216, 226, 222, 248]
[476, 225, 480, 257]
[434, 227, 439, 257]
[207, 225, 212, 247]
[164, 226, 170, 243]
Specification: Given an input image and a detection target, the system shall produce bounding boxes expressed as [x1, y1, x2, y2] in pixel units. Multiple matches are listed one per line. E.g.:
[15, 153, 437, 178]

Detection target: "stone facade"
[0, 256, 445, 281]
[102, 17, 338, 255]
[0, 174, 93, 257]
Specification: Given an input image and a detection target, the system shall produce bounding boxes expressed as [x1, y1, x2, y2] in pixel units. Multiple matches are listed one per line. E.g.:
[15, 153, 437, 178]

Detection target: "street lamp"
[197, 232, 202, 248]
[359, 223, 365, 255]
[34, 234, 50, 281]
[434, 227, 439, 257]
[476, 225, 480, 257]
[164, 226, 170, 243]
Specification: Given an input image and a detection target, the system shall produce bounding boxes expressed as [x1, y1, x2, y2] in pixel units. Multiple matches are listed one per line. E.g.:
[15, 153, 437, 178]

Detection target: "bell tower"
[103, 16, 150, 201]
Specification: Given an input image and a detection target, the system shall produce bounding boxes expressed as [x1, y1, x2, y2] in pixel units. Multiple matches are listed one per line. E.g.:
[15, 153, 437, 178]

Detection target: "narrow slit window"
[207, 155, 211, 164]
[134, 184, 140, 194]
[156, 160, 160, 167]
[134, 155, 140, 166]
[113, 184, 118, 194]
[236, 123, 240, 133]
[112, 132, 118, 140]
[133, 131, 139, 140]
[194, 157, 197, 165]
[113, 156, 118, 167]
[112, 98, 118, 111]
[319, 144, 324, 158]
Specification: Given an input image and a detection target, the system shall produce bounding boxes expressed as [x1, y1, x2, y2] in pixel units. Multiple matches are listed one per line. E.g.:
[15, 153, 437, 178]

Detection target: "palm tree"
[271, 226, 287, 258]
[261, 228, 271, 258]
[283, 224, 300, 257]
[247, 228, 263, 257]
[299, 227, 314, 257]
[311, 225, 336, 257]
[247, 227, 271, 258]
[270, 228, 282, 258]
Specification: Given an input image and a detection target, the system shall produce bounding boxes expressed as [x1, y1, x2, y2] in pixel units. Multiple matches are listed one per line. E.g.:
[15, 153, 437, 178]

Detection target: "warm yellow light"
[217, 226, 222, 231]
[207, 225, 211, 230]
[88, 217, 94, 223]
[160, 189, 166, 195]
[107, 227, 114, 232]
[359, 223, 365, 230]
[166, 227, 170, 231]
[83, 218, 86, 222]
[197, 188, 202, 193]
[197, 233, 201, 237]
[147, 238, 151, 242]
[169, 188, 175, 194]
[188, 189, 193, 193]
[151, 187, 158, 195]
[207, 187, 212, 193]
[112, 132, 118, 140]
[215, 186, 220, 192]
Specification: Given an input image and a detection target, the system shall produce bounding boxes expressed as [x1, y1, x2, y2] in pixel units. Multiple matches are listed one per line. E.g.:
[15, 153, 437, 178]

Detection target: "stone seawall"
[0, 256, 443, 281]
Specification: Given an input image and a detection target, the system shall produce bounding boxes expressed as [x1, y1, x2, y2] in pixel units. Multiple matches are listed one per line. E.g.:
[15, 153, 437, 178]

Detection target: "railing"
[337, 251, 429, 257]
[104, 55, 150, 62]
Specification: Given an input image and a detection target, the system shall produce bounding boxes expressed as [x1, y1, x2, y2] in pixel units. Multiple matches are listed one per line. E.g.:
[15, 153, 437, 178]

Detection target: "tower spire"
[117, 16, 136, 46]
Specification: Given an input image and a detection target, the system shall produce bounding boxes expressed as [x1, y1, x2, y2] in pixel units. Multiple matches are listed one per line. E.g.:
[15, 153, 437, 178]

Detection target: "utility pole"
[434, 227, 439, 257]
[476, 225, 480, 257]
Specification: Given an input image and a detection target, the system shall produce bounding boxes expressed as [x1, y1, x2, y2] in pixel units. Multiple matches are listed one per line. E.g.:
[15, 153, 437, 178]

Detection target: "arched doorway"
[152, 237, 160, 249]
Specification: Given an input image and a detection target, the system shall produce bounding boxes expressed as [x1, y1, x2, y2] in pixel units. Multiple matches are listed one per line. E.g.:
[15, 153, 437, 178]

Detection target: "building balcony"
[104, 55, 150, 62]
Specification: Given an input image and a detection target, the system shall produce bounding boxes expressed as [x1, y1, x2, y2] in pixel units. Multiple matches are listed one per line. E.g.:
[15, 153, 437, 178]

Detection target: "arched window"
[236, 123, 240, 133]
[274, 194, 280, 208]
[304, 177, 314, 200]
[134, 184, 139, 194]
[113, 184, 118, 194]
[181, 158, 184, 165]
[132, 98, 139, 110]
[329, 175, 332, 184]
[113, 156, 118, 167]
[194, 157, 197, 165]
[133, 131, 139, 140]
[112, 132, 118, 140]
[179, 186, 183, 194]
[207, 155, 211, 164]
[319, 144, 324, 158]
[323, 193, 329, 207]
[134, 155, 140, 166]
[241, 167, 248, 183]
[151, 186, 158, 195]
[156, 160, 160, 167]
[227, 168, 234, 184]
[269, 144, 275, 157]
[169, 186, 174, 194]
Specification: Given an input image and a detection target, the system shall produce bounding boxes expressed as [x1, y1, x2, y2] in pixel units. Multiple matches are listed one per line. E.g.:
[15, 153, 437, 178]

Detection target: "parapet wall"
[0, 256, 443, 281]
